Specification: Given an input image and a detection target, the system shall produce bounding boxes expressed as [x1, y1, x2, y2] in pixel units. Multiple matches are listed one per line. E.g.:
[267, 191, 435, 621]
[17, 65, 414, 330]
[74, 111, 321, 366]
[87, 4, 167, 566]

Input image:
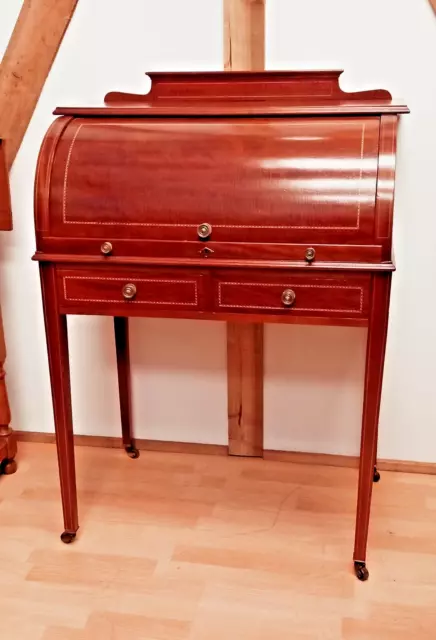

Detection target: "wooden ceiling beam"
[0, 0, 79, 176]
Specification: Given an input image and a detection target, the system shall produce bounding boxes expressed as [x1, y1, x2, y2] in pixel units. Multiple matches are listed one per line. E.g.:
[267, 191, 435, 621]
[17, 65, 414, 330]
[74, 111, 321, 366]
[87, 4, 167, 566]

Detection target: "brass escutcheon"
[199, 246, 214, 258]
[122, 283, 137, 300]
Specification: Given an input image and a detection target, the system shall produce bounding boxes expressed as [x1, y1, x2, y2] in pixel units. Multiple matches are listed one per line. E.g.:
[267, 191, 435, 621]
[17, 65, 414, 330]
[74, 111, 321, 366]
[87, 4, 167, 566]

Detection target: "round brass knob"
[281, 289, 296, 307]
[305, 247, 316, 263]
[122, 283, 137, 300]
[197, 223, 212, 240]
[100, 241, 113, 256]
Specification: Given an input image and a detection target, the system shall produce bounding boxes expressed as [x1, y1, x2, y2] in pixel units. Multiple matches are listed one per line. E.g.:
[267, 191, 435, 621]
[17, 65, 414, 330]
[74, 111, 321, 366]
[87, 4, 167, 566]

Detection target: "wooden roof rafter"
[0, 0, 79, 202]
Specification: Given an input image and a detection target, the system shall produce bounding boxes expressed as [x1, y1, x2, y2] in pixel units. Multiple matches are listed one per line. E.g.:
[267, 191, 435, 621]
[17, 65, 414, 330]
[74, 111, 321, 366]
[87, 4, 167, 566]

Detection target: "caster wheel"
[1, 459, 17, 475]
[373, 467, 381, 483]
[354, 561, 369, 581]
[60, 531, 76, 544]
[125, 445, 140, 459]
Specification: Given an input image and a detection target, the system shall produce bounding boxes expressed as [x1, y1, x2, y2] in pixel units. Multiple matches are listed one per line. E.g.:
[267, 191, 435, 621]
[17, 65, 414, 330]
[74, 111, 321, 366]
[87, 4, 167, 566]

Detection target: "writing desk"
[33, 71, 408, 580]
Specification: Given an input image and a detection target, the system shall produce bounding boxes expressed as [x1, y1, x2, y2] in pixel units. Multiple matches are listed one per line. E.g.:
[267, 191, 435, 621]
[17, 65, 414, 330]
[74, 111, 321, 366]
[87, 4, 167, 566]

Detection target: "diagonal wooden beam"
[224, 0, 265, 457]
[0, 0, 79, 173]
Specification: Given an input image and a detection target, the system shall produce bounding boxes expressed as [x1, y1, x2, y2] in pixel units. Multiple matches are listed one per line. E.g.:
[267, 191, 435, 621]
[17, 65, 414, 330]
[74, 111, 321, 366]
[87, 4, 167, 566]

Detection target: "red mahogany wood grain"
[213, 270, 370, 319]
[39, 262, 78, 536]
[35, 238, 384, 264]
[33, 253, 396, 272]
[56, 70, 408, 116]
[114, 317, 136, 453]
[45, 116, 381, 249]
[35, 71, 408, 578]
[354, 273, 391, 562]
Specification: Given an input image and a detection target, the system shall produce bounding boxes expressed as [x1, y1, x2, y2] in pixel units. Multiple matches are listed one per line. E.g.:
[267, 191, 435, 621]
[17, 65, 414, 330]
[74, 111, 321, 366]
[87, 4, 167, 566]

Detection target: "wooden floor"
[1, 443, 436, 639]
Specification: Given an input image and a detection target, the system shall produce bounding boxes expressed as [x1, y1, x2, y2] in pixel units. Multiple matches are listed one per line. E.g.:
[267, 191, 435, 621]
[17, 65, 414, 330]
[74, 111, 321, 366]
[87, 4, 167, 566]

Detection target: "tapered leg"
[353, 274, 391, 580]
[114, 317, 139, 459]
[40, 264, 78, 543]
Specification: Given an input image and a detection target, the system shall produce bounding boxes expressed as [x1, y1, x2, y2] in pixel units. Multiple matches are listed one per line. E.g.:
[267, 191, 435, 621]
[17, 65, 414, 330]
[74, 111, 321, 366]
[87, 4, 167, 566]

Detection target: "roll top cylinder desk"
[33, 71, 408, 581]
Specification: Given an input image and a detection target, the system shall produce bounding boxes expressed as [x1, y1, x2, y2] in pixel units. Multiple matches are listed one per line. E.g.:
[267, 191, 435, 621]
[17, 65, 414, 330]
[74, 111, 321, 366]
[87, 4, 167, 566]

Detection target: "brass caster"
[373, 467, 381, 483]
[125, 445, 140, 459]
[1, 458, 17, 475]
[60, 531, 76, 544]
[354, 561, 369, 581]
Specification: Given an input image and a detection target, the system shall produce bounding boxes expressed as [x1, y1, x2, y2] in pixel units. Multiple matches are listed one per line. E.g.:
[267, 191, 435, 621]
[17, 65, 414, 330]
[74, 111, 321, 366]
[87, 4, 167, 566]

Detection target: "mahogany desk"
[33, 71, 408, 581]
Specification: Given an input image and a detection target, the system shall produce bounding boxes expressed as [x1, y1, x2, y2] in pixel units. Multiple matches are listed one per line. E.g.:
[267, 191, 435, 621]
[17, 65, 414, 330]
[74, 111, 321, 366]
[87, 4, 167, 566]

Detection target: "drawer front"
[215, 271, 370, 318]
[57, 267, 205, 312]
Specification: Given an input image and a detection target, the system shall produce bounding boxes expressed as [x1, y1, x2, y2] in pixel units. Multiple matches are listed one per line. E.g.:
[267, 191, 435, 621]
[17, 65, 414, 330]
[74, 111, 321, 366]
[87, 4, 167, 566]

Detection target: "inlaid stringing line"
[62, 124, 83, 222]
[63, 276, 198, 306]
[218, 282, 364, 313]
[62, 122, 367, 231]
[356, 123, 366, 231]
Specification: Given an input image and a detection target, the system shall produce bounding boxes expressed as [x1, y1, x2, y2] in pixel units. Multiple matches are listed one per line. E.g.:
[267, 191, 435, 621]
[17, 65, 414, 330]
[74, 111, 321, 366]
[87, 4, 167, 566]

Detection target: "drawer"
[214, 271, 370, 319]
[57, 266, 206, 313]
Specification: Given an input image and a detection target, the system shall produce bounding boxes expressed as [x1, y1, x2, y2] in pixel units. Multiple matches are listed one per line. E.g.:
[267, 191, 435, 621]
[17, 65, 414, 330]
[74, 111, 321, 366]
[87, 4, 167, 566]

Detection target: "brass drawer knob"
[122, 283, 137, 300]
[281, 289, 296, 307]
[100, 241, 113, 255]
[305, 247, 316, 263]
[197, 222, 212, 240]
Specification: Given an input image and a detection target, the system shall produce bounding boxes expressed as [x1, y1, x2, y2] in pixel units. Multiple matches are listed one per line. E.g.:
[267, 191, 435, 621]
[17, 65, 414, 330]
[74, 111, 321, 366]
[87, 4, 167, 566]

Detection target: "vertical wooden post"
[0, 142, 16, 474]
[0, 307, 16, 474]
[227, 323, 264, 456]
[224, 0, 265, 456]
[224, 0, 265, 71]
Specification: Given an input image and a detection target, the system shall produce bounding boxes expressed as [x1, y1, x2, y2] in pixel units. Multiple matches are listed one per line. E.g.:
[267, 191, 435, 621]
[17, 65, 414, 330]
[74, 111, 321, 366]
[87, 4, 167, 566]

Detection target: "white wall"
[267, 0, 436, 461]
[1, 0, 435, 461]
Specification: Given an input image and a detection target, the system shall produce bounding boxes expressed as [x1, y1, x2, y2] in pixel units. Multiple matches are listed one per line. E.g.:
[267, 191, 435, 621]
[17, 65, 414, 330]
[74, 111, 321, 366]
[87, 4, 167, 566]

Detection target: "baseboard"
[15, 431, 228, 457]
[263, 449, 360, 468]
[14, 430, 436, 475]
[264, 449, 436, 475]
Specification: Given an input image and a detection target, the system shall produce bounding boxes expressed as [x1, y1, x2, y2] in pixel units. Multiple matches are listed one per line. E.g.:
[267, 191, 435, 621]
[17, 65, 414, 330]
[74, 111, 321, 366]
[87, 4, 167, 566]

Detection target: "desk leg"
[353, 273, 391, 580]
[114, 317, 139, 459]
[40, 264, 78, 544]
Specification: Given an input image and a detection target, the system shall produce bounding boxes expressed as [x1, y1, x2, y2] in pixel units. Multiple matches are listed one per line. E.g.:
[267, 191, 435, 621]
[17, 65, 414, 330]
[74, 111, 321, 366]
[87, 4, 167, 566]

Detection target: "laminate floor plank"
[0, 442, 435, 639]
